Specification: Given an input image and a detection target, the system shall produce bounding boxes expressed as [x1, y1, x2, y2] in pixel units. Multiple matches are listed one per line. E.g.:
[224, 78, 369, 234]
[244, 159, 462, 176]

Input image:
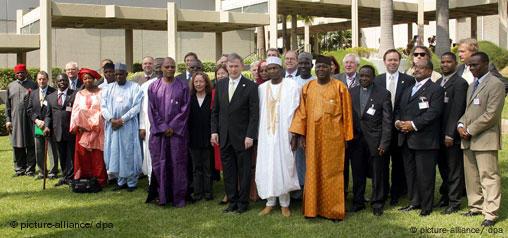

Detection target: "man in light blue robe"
[101, 63, 144, 191]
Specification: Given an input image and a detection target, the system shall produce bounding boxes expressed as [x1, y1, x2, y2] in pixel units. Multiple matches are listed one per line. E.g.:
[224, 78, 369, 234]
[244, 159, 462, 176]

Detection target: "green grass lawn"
[503, 96, 508, 120]
[0, 136, 507, 237]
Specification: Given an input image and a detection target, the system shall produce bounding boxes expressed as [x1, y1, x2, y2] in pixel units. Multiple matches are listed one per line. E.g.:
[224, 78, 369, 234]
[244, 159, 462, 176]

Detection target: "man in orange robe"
[289, 55, 353, 221]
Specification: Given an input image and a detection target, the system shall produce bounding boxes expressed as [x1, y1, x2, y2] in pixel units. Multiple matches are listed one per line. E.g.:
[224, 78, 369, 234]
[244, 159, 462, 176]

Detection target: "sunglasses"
[413, 52, 427, 57]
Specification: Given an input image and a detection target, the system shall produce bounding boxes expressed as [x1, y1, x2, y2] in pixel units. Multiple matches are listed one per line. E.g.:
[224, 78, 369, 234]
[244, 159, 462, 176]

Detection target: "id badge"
[366, 105, 376, 116]
[66, 106, 72, 112]
[473, 98, 480, 105]
[419, 101, 429, 109]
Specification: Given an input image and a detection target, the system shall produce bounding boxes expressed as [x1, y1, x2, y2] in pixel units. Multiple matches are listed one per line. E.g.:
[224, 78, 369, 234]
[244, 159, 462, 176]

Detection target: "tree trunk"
[257, 26, 266, 59]
[379, 0, 395, 56]
[435, 0, 450, 56]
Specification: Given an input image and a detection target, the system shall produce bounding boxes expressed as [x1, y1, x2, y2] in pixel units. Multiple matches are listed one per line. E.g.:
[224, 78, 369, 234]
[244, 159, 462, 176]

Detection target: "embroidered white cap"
[266, 56, 282, 66]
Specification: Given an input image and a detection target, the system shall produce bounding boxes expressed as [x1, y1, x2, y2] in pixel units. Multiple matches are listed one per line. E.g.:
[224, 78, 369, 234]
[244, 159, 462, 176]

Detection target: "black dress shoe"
[390, 198, 399, 206]
[349, 204, 366, 212]
[399, 205, 421, 212]
[127, 186, 137, 192]
[48, 174, 58, 179]
[35, 174, 45, 180]
[435, 198, 449, 208]
[13, 172, 25, 177]
[462, 211, 482, 217]
[481, 219, 495, 227]
[54, 179, 66, 187]
[112, 184, 128, 191]
[25, 171, 35, 177]
[442, 206, 460, 214]
[223, 204, 238, 213]
[204, 193, 214, 201]
[236, 207, 248, 214]
[420, 210, 431, 216]
[373, 207, 383, 216]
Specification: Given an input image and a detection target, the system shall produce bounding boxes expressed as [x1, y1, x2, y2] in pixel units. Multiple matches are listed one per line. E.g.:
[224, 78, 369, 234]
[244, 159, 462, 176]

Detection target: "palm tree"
[379, 0, 394, 56]
[435, 0, 450, 56]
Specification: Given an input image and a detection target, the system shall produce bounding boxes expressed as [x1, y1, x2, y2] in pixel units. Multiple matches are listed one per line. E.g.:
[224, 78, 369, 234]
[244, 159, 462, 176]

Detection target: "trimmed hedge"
[0, 104, 6, 136]
[177, 62, 217, 74]
[0, 68, 63, 90]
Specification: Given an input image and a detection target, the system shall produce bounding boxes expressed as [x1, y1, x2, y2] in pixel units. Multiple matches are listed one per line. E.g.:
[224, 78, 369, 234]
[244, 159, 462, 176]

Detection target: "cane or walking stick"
[43, 137, 48, 190]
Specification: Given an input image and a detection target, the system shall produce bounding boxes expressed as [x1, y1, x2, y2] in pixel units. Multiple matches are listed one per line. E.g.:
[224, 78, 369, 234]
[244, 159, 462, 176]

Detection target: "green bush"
[345, 47, 377, 58]
[132, 63, 143, 73]
[478, 41, 508, 69]
[0, 104, 6, 136]
[177, 62, 217, 73]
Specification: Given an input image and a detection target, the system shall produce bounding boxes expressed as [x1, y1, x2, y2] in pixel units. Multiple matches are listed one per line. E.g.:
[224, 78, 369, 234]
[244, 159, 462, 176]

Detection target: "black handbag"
[70, 178, 102, 193]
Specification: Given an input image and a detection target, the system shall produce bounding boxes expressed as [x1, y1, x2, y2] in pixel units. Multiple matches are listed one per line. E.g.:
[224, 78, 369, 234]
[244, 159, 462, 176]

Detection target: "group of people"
[4, 37, 506, 226]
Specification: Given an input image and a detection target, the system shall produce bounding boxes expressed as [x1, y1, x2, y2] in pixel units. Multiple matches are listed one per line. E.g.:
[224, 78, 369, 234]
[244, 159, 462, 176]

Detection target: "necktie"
[57, 92, 63, 106]
[411, 82, 421, 96]
[287, 74, 293, 78]
[347, 77, 354, 88]
[40, 89, 45, 107]
[145, 76, 150, 82]
[71, 80, 76, 90]
[471, 78, 480, 98]
[228, 80, 235, 102]
[388, 75, 396, 108]
[440, 77, 447, 87]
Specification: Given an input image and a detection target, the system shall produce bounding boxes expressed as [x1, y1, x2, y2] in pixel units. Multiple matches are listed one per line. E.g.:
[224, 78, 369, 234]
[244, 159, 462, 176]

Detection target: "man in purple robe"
[146, 57, 190, 207]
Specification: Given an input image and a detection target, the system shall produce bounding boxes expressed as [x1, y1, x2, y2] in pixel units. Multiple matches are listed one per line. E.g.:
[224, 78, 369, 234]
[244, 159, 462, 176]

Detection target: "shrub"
[132, 63, 143, 73]
[0, 104, 6, 136]
[177, 62, 217, 73]
[345, 47, 377, 58]
[0, 68, 63, 90]
[479, 41, 508, 69]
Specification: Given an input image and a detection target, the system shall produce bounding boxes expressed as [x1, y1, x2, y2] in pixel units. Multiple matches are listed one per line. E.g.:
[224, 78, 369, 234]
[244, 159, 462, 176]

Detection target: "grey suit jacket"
[456, 63, 508, 95]
[458, 73, 506, 151]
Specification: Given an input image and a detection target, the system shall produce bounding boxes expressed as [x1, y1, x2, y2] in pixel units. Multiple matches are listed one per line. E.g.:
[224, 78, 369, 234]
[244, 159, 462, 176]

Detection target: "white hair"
[65, 61, 79, 69]
[342, 53, 360, 65]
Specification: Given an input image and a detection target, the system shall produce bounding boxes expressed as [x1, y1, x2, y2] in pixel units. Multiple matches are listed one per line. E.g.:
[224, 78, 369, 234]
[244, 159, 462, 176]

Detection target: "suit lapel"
[409, 80, 430, 102]
[230, 76, 247, 105]
[468, 75, 489, 104]
[362, 87, 377, 117]
[351, 87, 361, 117]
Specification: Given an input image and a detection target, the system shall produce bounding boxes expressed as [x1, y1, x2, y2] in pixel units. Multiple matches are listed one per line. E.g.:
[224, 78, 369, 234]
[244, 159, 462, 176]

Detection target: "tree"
[379, 0, 394, 56]
[435, 0, 450, 56]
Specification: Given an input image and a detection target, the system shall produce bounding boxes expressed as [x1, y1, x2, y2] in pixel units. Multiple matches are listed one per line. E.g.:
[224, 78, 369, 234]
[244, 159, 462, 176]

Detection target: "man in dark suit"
[349, 65, 392, 216]
[434, 52, 468, 214]
[65, 61, 82, 90]
[211, 53, 259, 214]
[175, 52, 199, 82]
[395, 60, 444, 216]
[374, 49, 415, 205]
[456, 38, 508, 94]
[45, 74, 76, 186]
[27, 71, 58, 179]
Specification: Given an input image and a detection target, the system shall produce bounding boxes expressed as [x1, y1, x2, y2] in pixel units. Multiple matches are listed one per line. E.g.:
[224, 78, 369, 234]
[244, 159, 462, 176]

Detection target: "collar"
[442, 71, 456, 81]
[475, 72, 489, 84]
[361, 84, 373, 91]
[286, 69, 297, 76]
[229, 75, 242, 82]
[40, 86, 48, 93]
[346, 72, 357, 80]
[415, 77, 430, 87]
[144, 72, 154, 78]
[58, 88, 68, 95]
[386, 71, 399, 79]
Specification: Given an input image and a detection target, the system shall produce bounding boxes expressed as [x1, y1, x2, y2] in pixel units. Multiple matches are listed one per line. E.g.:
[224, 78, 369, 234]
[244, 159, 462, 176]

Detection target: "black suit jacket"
[435, 73, 468, 144]
[211, 75, 259, 151]
[395, 79, 444, 150]
[189, 93, 212, 149]
[175, 72, 189, 82]
[456, 63, 508, 95]
[27, 86, 56, 124]
[375, 72, 415, 112]
[44, 89, 75, 142]
[350, 84, 393, 156]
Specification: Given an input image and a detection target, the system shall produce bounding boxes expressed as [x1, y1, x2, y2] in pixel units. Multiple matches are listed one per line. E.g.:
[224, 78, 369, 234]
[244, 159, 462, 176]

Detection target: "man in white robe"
[255, 57, 300, 217]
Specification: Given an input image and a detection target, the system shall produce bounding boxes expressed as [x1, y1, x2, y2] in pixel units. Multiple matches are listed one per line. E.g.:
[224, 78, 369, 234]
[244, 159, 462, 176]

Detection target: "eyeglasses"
[413, 52, 426, 57]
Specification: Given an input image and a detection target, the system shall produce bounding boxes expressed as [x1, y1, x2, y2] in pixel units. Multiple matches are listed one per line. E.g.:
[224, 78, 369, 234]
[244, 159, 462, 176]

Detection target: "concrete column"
[269, 0, 278, 48]
[471, 16, 477, 39]
[304, 22, 311, 52]
[125, 29, 133, 72]
[312, 33, 319, 54]
[215, 0, 221, 11]
[17, 52, 27, 64]
[16, 10, 24, 34]
[499, 0, 507, 48]
[40, 0, 52, 79]
[408, 23, 413, 43]
[417, 0, 424, 45]
[215, 32, 223, 61]
[167, 2, 177, 61]
[282, 15, 288, 51]
[435, 0, 450, 56]
[351, 0, 359, 47]
[290, 14, 297, 50]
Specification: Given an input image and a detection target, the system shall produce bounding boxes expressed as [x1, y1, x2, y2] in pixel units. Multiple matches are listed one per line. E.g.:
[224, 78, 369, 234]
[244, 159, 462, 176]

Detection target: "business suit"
[395, 78, 444, 213]
[435, 73, 468, 209]
[458, 73, 505, 221]
[456, 63, 508, 95]
[27, 86, 59, 177]
[375, 72, 415, 202]
[211, 75, 259, 211]
[68, 77, 82, 91]
[349, 84, 392, 209]
[337, 72, 360, 198]
[44, 88, 76, 183]
[132, 72, 156, 85]
[175, 71, 191, 82]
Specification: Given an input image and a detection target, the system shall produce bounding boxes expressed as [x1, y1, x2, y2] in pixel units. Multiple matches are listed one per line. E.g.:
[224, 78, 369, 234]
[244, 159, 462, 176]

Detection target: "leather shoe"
[481, 219, 495, 227]
[373, 207, 383, 216]
[112, 184, 128, 191]
[434, 197, 449, 208]
[441, 206, 460, 215]
[258, 206, 273, 216]
[236, 207, 248, 214]
[419, 210, 431, 216]
[281, 207, 291, 217]
[399, 205, 421, 212]
[223, 204, 238, 213]
[54, 179, 66, 187]
[462, 211, 482, 217]
[127, 186, 137, 192]
[48, 174, 58, 179]
[204, 193, 214, 201]
[348, 204, 366, 212]
[390, 198, 399, 206]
